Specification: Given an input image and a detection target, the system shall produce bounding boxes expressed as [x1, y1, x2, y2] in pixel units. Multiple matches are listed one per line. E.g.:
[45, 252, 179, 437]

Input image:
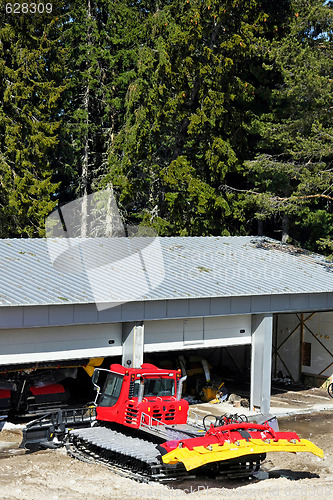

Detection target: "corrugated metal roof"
[0, 236, 332, 307]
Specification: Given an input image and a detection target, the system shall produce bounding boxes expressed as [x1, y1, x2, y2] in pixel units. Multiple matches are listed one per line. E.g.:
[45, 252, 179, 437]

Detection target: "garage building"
[1, 236, 333, 415]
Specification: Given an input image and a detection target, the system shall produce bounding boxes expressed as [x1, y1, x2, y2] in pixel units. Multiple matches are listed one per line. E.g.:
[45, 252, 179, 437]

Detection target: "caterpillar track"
[65, 425, 264, 483]
[66, 426, 185, 482]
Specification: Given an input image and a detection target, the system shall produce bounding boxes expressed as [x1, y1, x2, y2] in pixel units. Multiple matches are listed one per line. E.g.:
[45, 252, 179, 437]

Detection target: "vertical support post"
[299, 313, 304, 382]
[273, 314, 278, 378]
[122, 321, 144, 368]
[250, 314, 273, 416]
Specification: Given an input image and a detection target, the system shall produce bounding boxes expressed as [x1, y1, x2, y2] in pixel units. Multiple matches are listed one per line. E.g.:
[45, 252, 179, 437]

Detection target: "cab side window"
[99, 373, 123, 407]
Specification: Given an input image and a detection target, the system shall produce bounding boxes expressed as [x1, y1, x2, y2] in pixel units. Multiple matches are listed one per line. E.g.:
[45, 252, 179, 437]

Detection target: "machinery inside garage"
[146, 345, 251, 386]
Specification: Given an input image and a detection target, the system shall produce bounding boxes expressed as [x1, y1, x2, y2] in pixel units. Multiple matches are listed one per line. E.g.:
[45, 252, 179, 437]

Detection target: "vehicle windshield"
[133, 377, 175, 398]
[98, 373, 123, 407]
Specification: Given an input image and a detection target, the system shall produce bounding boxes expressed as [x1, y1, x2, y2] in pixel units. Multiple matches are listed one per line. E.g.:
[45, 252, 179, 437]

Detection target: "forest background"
[0, 0, 332, 256]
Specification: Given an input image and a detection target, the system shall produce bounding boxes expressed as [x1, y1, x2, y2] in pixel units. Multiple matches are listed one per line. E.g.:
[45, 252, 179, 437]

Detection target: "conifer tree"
[241, 0, 333, 250]
[107, 0, 288, 236]
[0, 6, 63, 237]
[57, 0, 140, 233]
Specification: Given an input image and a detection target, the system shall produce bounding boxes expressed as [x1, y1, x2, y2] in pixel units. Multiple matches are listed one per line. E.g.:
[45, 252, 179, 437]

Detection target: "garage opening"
[0, 355, 123, 420]
[273, 312, 333, 390]
[144, 345, 251, 404]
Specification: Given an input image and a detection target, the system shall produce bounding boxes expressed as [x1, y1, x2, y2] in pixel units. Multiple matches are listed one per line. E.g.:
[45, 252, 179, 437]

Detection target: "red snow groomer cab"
[94, 363, 189, 428]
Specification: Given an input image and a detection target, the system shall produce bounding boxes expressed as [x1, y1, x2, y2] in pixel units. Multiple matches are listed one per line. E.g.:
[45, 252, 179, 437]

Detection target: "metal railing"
[139, 411, 165, 429]
[188, 408, 205, 428]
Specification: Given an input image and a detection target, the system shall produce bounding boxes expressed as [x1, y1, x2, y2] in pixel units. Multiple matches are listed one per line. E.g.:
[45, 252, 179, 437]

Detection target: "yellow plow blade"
[162, 439, 324, 472]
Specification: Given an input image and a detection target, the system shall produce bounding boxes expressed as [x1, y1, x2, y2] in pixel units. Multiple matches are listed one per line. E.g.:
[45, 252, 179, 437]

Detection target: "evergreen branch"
[221, 184, 333, 202]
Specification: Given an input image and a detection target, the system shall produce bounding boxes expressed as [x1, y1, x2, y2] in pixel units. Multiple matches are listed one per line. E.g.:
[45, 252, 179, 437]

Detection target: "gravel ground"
[0, 411, 332, 500]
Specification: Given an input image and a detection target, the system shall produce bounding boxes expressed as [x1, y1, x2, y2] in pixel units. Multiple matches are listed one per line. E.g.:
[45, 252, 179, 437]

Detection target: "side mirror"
[91, 369, 100, 388]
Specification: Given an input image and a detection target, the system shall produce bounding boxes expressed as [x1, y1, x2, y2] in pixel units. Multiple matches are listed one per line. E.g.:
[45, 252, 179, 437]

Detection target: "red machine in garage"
[0, 358, 103, 417]
[0, 389, 11, 415]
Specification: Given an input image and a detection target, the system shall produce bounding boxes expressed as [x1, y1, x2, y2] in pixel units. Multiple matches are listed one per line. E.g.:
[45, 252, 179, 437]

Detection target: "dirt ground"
[0, 411, 332, 500]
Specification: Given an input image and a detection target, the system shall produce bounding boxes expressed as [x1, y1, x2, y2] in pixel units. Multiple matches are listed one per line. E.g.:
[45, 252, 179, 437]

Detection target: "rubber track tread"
[68, 426, 186, 482]
[68, 427, 264, 482]
[71, 427, 160, 464]
[65, 442, 155, 483]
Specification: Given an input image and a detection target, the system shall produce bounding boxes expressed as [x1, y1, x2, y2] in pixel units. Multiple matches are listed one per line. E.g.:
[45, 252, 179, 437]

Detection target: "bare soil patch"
[0, 412, 332, 500]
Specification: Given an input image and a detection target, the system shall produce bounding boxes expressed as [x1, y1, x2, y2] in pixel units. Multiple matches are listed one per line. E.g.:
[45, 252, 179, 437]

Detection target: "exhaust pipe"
[176, 375, 187, 400]
[137, 380, 145, 403]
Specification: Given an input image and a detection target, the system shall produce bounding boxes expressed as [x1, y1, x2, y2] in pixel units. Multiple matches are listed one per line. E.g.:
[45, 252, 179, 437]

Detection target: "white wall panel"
[144, 315, 251, 353]
[0, 323, 122, 365]
[184, 318, 204, 345]
[275, 313, 301, 381]
[275, 311, 333, 379]
[144, 319, 184, 352]
[303, 311, 333, 377]
[204, 315, 251, 344]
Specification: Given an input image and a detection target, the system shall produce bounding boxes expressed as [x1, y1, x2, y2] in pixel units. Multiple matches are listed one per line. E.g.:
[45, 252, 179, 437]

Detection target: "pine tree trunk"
[80, 0, 91, 238]
[257, 219, 263, 236]
[282, 213, 289, 243]
[105, 184, 117, 236]
[81, 84, 89, 237]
